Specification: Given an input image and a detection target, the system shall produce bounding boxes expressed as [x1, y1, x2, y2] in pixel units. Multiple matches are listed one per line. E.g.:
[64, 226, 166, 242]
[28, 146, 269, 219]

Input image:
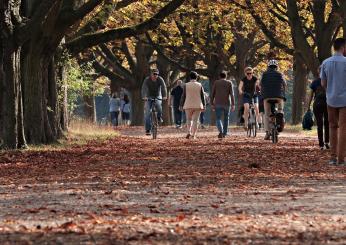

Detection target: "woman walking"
[121, 94, 131, 126]
[308, 70, 329, 150]
[180, 71, 206, 139]
[109, 93, 121, 127]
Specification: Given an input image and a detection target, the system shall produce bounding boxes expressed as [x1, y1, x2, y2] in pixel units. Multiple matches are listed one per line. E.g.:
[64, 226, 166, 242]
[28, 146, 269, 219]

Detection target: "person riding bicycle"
[239, 67, 260, 130]
[260, 60, 287, 140]
[141, 69, 167, 135]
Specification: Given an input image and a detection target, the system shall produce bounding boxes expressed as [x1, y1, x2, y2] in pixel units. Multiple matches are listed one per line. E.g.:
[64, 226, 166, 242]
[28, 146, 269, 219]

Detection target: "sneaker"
[200, 125, 206, 129]
[175, 125, 181, 129]
[325, 143, 330, 149]
[320, 146, 325, 150]
[337, 161, 346, 166]
[329, 158, 337, 165]
[218, 133, 223, 139]
[264, 132, 270, 140]
[223, 134, 228, 138]
[145, 130, 151, 136]
[186, 134, 191, 139]
[159, 118, 164, 124]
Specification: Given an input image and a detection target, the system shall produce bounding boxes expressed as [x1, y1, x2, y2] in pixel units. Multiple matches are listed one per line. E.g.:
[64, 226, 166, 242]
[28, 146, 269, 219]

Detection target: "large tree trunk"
[130, 88, 144, 126]
[291, 54, 308, 125]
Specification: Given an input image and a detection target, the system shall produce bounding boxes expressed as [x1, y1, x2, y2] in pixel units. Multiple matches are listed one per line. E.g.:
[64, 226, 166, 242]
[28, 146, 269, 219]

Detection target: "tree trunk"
[291, 54, 308, 125]
[130, 88, 144, 126]
[83, 94, 96, 123]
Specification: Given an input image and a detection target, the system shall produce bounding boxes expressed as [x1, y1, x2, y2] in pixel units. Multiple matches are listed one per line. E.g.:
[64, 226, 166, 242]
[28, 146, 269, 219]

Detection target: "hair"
[189, 71, 198, 80]
[151, 68, 159, 74]
[244, 67, 253, 73]
[220, 71, 227, 79]
[123, 94, 130, 104]
[333, 38, 346, 51]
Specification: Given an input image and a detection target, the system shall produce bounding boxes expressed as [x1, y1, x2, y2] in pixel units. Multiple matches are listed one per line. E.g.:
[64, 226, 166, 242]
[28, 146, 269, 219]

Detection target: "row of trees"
[1, 0, 346, 149]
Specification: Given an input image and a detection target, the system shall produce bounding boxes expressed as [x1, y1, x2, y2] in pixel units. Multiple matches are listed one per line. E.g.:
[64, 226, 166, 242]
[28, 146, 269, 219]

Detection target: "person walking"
[170, 80, 184, 128]
[307, 67, 329, 150]
[320, 38, 346, 165]
[260, 60, 287, 140]
[121, 94, 131, 126]
[141, 69, 167, 135]
[180, 71, 206, 139]
[210, 71, 235, 138]
[109, 93, 121, 127]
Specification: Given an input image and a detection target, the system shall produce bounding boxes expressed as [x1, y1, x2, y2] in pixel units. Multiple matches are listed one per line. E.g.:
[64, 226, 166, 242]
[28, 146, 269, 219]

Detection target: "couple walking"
[180, 71, 235, 139]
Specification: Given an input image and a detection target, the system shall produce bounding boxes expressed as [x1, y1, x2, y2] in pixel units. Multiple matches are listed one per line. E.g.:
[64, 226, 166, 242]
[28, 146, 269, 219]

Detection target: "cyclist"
[260, 60, 287, 140]
[238, 67, 260, 130]
[141, 69, 167, 135]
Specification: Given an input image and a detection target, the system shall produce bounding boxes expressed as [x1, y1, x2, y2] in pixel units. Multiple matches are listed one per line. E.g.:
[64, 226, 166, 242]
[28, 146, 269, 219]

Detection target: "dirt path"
[0, 127, 345, 244]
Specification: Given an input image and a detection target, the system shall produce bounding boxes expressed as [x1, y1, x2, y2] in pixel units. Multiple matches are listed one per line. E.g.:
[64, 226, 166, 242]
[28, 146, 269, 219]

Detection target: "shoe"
[145, 130, 151, 136]
[320, 146, 324, 150]
[186, 134, 191, 139]
[325, 143, 330, 149]
[264, 132, 270, 140]
[223, 134, 228, 138]
[329, 158, 337, 165]
[176, 125, 181, 129]
[337, 161, 346, 166]
[200, 125, 205, 129]
[218, 133, 223, 139]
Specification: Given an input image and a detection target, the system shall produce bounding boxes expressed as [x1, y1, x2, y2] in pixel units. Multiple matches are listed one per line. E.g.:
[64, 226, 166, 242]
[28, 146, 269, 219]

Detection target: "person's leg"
[145, 101, 153, 132]
[176, 108, 182, 126]
[185, 109, 193, 136]
[327, 106, 339, 161]
[155, 100, 163, 122]
[337, 107, 346, 163]
[313, 103, 324, 148]
[263, 99, 271, 133]
[110, 112, 115, 126]
[173, 107, 179, 126]
[215, 106, 223, 134]
[191, 110, 201, 137]
[243, 103, 250, 129]
[323, 104, 329, 146]
[114, 111, 119, 126]
[223, 107, 230, 136]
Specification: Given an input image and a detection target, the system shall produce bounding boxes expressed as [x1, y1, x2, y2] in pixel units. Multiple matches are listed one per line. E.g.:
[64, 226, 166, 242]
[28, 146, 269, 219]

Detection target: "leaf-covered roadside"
[0, 128, 345, 244]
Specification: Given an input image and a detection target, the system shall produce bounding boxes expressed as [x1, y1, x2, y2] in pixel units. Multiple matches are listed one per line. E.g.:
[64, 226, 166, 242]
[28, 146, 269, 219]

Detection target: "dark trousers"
[110, 111, 119, 126]
[313, 101, 329, 147]
[173, 106, 182, 126]
[200, 111, 205, 124]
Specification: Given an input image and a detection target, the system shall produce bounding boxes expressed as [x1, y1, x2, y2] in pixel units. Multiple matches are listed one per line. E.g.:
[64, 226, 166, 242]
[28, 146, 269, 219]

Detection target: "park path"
[0, 126, 345, 244]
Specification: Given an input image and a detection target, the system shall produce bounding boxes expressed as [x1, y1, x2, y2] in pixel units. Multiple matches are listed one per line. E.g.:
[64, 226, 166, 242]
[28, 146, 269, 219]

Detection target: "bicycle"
[246, 97, 257, 138]
[267, 99, 282, 143]
[146, 98, 161, 139]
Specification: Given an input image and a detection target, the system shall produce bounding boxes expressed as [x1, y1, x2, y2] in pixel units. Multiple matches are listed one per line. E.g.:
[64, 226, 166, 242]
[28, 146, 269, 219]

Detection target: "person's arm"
[238, 80, 244, 95]
[230, 82, 235, 111]
[200, 86, 206, 109]
[320, 63, 327, 88]
[210, 82, 216, 106]
[307, 90, 314, 110]
[160, 77, 168, 99]
[179, 86, 186, 110]
[141, 78, 148, 99]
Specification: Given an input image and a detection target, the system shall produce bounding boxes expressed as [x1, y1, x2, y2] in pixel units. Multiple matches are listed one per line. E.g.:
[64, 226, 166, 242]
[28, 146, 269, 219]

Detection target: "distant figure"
[170, 80, 184, 129]
[210, 71, 235, 138]
[121, 94, 131, 126]
[199, 92, 209, 129]
[307, 66, 329, 150]
[180, 71, 206, 139]
[320, 37, 346, 165]
[109, 93, 121, 127]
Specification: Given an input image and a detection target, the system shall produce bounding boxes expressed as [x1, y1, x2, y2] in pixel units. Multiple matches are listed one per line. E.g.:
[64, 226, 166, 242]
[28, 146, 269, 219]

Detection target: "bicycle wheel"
[251, 111, 257, 137]
[151, 111, 158, 139]
[271, 128, 278, 143]
[247, 121, 251, 137]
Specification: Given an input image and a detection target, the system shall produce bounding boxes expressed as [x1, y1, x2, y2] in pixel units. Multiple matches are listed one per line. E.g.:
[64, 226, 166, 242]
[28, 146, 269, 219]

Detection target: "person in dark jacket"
[307, 67, 329, 150]
[170, 80, 184, 128]
[260, 60, 287, 140]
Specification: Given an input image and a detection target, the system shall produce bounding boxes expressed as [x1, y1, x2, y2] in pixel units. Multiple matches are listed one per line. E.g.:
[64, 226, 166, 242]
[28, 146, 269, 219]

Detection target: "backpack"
[302, 110, 314, 130]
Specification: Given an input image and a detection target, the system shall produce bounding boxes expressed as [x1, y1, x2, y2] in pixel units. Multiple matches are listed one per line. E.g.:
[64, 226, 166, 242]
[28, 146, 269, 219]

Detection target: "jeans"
[110, 111, 119, 126]
[313, 101, 329, 147]
[200, 111, 205, 125]
[145, 99, 162, 132]
[173, 106, 182, 126]
[327, 106, 346, 163]
[215, 106, 230, 136]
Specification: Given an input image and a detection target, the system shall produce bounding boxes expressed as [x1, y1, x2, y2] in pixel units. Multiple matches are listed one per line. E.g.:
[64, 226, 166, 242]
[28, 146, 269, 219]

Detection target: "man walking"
[210, 71, 235, 138]
[141, 69, 167, 135]
[170, 80, 184, 128]
[321, 38, 346, 165]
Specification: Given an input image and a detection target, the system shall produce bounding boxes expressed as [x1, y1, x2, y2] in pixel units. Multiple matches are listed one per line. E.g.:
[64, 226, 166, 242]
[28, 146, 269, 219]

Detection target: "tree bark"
[291, 54, 308, 125]
[130, 88, 144, 126]
[83, 94, 96, 123]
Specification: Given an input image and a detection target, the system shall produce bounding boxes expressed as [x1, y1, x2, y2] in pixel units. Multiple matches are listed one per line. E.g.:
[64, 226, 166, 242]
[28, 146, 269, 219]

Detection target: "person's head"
[123, 94, 129, 103]
[189, 71, 198, 80]
[176, 79, 183, 86]
[220, 71, 227, 79]
[333, 38, 346, 54]
[244, 67, 253, 78]
[267, 59, 279, 70]
[150, 69, 159, 81]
